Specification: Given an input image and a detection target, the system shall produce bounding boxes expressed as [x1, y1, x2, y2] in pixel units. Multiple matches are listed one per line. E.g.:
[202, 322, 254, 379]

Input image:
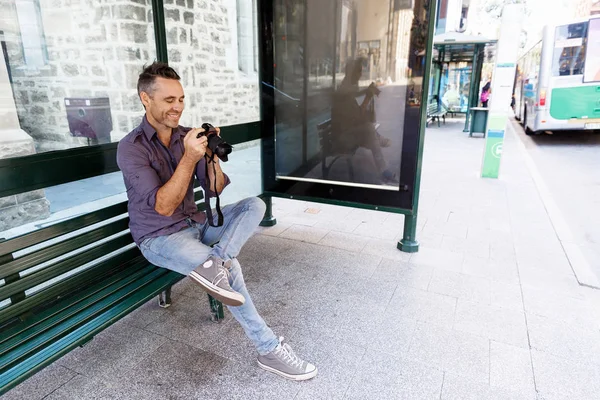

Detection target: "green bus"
[514, 17, 600, 134]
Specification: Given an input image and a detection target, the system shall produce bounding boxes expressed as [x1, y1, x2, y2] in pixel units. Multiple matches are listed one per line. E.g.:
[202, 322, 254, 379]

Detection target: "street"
[511, 119, 600, 282]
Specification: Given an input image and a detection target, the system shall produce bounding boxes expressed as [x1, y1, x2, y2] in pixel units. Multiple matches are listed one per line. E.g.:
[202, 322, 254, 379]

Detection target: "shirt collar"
[136, 115, 187, 143]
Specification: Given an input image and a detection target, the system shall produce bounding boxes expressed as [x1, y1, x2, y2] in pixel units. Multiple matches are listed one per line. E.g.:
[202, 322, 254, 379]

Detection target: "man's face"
[140, 77, 185, 130]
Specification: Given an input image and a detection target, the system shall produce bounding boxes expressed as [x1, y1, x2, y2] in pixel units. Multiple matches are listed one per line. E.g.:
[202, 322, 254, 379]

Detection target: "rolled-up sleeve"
[196, 159, 231, 198]
[117, 141, 162, 209]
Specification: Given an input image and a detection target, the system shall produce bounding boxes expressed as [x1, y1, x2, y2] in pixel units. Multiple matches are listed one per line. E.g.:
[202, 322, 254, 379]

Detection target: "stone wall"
[1, 0, 260, 153]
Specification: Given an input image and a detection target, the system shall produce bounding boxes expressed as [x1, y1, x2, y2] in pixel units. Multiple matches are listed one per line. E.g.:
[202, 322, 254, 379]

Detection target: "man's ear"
[140, 91, 151, 109]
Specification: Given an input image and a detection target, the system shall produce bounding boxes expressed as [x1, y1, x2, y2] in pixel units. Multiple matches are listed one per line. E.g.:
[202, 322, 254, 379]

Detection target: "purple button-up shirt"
[117, 116, 230, 245]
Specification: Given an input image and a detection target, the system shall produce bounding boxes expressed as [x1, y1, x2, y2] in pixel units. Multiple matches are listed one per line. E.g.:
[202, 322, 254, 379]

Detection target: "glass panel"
[273, 0, 423, 191]
[163, 0, 260, 128]
[0, 0, 156, 156]
[584, 18, 600, 83]
[552, 22, 588, 76]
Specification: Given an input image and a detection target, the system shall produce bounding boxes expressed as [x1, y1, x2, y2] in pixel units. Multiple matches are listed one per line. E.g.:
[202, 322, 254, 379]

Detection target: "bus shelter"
[431, 32, 496, 131]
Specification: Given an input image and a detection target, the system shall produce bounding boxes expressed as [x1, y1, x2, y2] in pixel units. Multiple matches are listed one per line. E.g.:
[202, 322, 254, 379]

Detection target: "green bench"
[426, 101, 447, 127]
[0, 186, 224, 396]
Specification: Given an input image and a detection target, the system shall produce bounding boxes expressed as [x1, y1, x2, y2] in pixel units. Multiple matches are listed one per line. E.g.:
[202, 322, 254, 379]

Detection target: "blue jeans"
[139, 197, 279, 355]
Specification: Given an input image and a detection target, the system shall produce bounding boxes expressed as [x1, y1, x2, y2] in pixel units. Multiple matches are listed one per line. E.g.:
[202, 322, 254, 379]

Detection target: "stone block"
[17, 190, 46, 203]
[165, 8, 180, 22]
[30, 105, 45, 116]
[204, 12, 223, 24]
[112, 4, 146, 21]
[167, 27, 178, 44]
[0, 196, 17, 210]
[179, 28, 188, 43]
[183, 11, 194, 24]
[176, 0, 185, 5]
[51, 87, 66, 98]
[170, 49, 182, 62]
[62, 63, 79, 77]
[31, 92, 49, 103]
[186, 0, 193, 8]
[120, 22, 147, 43]
[0, 199, 50, 232]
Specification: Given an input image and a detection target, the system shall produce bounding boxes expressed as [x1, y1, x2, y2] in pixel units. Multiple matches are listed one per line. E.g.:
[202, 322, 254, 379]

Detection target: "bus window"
[552, 22, 588, 76]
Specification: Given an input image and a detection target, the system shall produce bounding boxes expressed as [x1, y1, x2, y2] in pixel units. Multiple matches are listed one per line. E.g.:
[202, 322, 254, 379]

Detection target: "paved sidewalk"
[4, 118, 600, 400]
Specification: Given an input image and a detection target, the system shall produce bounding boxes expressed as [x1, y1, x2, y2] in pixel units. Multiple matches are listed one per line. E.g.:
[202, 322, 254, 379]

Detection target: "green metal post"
[208, 295, 225, 321]
[260, 195, 277, 226]
[398, 0, 439, 253]
[151, 0, 169, 63]
[463, 44, 480, 132]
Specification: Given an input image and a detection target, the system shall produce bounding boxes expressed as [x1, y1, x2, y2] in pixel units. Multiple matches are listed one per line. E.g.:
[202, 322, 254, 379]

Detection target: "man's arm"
[154, 128, 208, 216]
[154, 155, 197, 216]
[205, 158, 226, 195]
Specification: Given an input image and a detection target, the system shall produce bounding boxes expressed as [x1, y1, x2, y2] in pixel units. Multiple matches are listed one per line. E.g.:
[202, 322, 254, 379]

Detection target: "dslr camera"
[197, 123, 233, 162]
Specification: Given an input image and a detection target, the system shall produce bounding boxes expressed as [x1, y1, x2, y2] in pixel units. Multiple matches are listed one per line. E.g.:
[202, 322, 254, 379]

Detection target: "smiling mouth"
[167, 113, 179, 119]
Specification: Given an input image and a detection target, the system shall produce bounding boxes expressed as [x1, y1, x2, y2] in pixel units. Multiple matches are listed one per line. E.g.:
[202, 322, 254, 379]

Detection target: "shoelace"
[212, 262, 232, 287]
[276, 340, 304, 369]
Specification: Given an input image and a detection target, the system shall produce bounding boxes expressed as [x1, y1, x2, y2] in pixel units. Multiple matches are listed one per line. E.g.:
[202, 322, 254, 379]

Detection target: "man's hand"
[183, 128, 208, 162]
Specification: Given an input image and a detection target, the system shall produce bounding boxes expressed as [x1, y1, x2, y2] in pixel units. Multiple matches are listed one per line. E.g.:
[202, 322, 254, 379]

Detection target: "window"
[236, 0, 257, 75]
[14, 0, 48, 68]
[552, 22, 588, 76]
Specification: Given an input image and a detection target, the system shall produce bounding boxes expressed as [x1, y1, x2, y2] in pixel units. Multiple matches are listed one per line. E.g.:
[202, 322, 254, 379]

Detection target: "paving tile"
[405, 322, 490, 383]
[360, 238, 412, 262]
[441, 373, 537, 400]
[428, 269, 491, 304]
[532, 350, 600, 400]
[314, 218, 363, 233]
[521, 285, 597, 328]
[318, 231, 370, 253]
[454, 300, 529, 348]
[56, 324, 169, 382]
[370, 258, 434, 290]
[388, 287, 457, 329]
[410, 247, 464, 273]
[490, 281, 524, 311]
[288, 333, 366, 400]
[462, 256, 520, 285]
[352, 220, 401, 240]
[490, 341, 535, 395]
[256, 222, 293, 236]
[526, 313, 600, 365]
[518, 266, 584, 299]
[344, 350, 444, 400]
[279, 224, 330, 243]
[1, 364, 77, 400]
[42, 374, 152, 400]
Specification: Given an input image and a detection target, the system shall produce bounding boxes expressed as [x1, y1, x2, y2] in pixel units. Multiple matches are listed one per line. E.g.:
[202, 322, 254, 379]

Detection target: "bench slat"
[0, 248, 142, 326]
[0, 218, 130, 279]
[0, 234, 134, 302]
[0, 269, 182, 396]
[0, 267, 168, 372]
[0, 262, 153, 349]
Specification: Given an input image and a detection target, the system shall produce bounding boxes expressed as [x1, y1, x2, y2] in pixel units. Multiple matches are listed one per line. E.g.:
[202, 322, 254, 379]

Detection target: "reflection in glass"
[272, 0, 425, 190]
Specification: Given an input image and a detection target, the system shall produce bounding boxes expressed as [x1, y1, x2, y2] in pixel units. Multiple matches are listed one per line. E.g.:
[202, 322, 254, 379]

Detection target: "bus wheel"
[523, 109, 533, 136]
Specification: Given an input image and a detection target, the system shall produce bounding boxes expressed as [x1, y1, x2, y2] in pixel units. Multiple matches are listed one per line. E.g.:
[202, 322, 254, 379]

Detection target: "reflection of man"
[117, 62, 317, 381]
[331, 59, 397, 183]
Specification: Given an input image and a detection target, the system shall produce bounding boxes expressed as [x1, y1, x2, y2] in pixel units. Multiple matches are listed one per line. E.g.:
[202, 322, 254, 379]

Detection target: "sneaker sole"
[256, 360, 318, 381]
[189, 271, 245, 307]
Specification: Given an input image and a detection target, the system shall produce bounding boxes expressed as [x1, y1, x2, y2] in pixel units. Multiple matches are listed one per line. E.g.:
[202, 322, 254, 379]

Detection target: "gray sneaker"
[189, 256, 245, 307]
[257, 337, 318, 381]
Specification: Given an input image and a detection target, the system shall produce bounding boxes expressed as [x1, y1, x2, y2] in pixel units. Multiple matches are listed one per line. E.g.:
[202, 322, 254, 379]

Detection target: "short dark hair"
[137, 62, 181, 97]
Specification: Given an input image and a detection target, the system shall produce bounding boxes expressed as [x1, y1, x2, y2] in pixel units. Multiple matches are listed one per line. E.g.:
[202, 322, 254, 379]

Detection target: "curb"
[508, 121, 600, 290]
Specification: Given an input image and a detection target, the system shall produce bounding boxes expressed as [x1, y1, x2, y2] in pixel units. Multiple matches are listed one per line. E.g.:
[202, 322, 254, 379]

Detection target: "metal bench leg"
[208, 294, 225, 322]
[158, 286, 172, 308]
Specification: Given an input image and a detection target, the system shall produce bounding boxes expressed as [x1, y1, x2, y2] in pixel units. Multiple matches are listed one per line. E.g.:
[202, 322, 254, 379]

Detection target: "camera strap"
[203, 153, 224, 227]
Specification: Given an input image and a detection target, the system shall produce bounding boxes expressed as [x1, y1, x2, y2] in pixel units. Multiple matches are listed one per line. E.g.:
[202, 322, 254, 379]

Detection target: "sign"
[481, 4, 523, 179]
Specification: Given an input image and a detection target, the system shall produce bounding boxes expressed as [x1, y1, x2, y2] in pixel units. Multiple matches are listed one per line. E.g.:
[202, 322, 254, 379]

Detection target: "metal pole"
[464, 43, 482, 132]
[260, 195, 277, 226]
[151, 0, 168, 63]
[398, 0, 439, 253]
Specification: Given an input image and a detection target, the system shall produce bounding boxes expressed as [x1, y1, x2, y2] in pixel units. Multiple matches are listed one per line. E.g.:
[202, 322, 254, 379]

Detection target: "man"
[331, 59, 397, 183]
[116, 62, 317, 381]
